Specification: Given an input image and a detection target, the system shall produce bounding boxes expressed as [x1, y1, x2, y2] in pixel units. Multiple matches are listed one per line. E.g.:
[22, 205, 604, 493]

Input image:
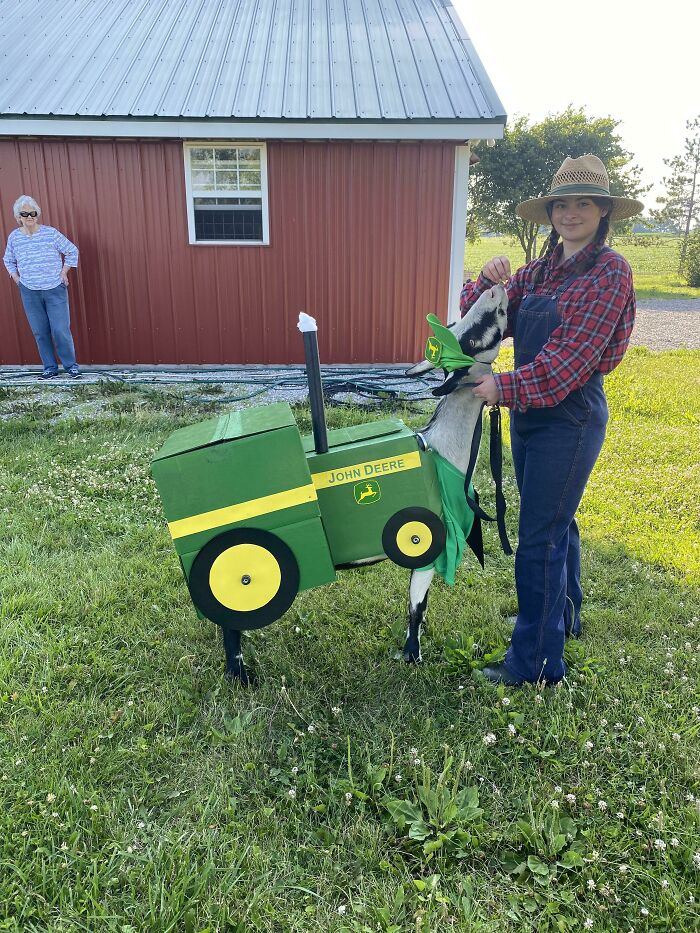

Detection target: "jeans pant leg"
[19, 284, 58, 371]
[505, 407, 607, 682]
[43, 284, 77, 371]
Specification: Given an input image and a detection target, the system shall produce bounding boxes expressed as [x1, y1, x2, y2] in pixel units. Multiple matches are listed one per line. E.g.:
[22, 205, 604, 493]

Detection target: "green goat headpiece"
[424, 314, 476, 372]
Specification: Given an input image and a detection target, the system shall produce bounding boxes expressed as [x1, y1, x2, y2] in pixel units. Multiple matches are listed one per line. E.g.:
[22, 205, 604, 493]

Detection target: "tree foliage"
[651, 115, 700, 272]
[468, 108, 648, 263]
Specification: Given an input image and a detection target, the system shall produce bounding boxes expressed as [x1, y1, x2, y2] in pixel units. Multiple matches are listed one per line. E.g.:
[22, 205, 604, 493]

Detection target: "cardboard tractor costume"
[150, 315, 483, 635]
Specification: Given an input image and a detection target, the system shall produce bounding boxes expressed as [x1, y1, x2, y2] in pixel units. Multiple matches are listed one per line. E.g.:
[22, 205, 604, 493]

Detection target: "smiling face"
[549, 196, 608, 252]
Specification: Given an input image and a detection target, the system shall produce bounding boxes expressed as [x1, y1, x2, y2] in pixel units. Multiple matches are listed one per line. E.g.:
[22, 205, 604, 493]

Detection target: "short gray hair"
[13, 195, 41, 221]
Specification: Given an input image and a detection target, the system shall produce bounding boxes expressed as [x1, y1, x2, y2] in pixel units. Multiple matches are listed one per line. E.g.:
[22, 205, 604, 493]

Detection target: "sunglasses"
[19, 211, 38, 218]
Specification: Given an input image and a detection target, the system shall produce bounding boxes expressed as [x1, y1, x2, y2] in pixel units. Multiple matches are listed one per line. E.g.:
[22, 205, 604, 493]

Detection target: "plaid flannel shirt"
[460, 242, 635, 412]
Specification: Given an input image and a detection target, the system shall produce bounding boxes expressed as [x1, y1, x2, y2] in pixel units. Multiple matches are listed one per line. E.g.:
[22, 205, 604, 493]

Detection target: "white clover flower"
[394, 774, 402, 783]
[465, 760, 473, 770]
[550, 800, 560, 809]
[331, 706, 341, 716]
[413, 757, 421, 766]
[501, 697, 510, 706]
[345, 792, 353, 803]
[60, 842, 68, 851]
[640, 908, 649, 916]
[46, 793, 56, 803]
[616, 812, 625, 820]
[598, 800, 608, 811]
[287, 788, 296, 799]
[554, 785, 562, 793]
[693, 851, 700, 868]
[409, 747, 418, 757]
[307, 724, 315, 733]
[584, 920, 593, 930]
[587, 879, 596, 890]
[661, 879, 669, 889]
[294, 626, 301, 633]
[337, 905, 347, 915]
[584, 740, 594, 750]
[507, 724, 517, 736]
[654, 839, 667, 851]
[482, 733, 496, 746]
[291, 767, 299, 775]
[619, 864, 629, 874]
[672, 733, 681, 742]
[535, 695, 544, 704]
[565, 793, 576, 804]
[90, 804, 98, 811]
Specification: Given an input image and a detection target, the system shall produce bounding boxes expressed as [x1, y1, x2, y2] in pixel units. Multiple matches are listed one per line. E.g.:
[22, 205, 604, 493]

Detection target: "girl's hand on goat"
[472, 374, 500, 406]
[482, 256, 511, 284]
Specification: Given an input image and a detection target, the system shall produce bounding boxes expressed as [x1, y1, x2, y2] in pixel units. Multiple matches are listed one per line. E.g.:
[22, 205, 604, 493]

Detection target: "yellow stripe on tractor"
[311, 450, 422, 490]
[167, 483, 318, 540]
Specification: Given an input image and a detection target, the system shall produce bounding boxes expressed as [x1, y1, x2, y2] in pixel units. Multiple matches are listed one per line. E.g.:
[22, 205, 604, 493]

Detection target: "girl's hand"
[60, 268, 69, 286]
[482, 256, 511, 284]
[472, 374, 500, 406]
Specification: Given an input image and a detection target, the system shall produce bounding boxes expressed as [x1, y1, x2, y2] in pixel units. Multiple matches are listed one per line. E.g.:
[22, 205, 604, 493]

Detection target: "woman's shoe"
[477, 663, 562, 687]
[39, 369, 58, 380]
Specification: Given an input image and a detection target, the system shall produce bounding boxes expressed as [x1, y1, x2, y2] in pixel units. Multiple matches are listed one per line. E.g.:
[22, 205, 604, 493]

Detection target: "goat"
[401, 284, 509, 663]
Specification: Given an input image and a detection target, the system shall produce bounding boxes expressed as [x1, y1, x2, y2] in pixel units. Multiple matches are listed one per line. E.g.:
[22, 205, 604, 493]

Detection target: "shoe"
[477, 663, 527, 686]
[39, 370, 58, 380]
[67, 367, 82, 379]
[476, 662, 562, 688]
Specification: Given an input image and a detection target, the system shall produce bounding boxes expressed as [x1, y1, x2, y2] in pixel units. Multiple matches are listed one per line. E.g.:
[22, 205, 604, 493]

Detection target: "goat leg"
[222, 627, 250, 686]
[403, 568, 435, 663]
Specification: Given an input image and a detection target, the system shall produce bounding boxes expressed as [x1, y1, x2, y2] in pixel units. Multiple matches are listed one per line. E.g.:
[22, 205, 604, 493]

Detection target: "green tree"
[651, 115, 700, 270]
[468, 108, 648, 263]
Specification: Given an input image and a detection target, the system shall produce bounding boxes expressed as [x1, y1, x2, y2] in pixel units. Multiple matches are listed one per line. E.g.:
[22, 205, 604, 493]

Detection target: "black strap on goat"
[463, 402, 513, 557]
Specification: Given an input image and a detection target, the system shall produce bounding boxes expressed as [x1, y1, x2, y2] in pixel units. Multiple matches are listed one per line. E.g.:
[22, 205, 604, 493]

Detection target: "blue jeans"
[19, 282, 77, 373]
[506, 375, 608, 683]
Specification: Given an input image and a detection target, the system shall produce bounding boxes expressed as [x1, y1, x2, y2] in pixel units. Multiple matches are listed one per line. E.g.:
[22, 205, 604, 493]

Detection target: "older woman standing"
[3, 195, 81, 379]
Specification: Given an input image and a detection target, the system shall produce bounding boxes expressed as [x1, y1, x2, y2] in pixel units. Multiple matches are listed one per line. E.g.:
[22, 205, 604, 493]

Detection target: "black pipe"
[302, 325, 328, 454]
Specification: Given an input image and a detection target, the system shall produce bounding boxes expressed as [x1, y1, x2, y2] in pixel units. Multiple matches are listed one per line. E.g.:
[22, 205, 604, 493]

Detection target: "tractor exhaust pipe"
[298, 312, 328, 454]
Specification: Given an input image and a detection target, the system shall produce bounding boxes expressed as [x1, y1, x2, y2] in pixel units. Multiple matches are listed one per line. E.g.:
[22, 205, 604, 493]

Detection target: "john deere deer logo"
[426, 337, 441, 363]
[353, 480, 381, 505]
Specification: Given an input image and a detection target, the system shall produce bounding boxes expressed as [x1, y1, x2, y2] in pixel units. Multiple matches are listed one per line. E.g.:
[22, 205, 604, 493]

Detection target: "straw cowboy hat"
[516, 154, 644, 226]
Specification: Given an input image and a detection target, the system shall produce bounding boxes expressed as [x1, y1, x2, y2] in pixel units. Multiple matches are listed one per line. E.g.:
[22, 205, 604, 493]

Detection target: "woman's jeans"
[506, 375, 608, 683]
[19, 282, 77, 373]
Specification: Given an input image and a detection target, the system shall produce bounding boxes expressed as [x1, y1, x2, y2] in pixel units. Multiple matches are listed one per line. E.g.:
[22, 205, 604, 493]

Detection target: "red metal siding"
[0, 138, 455, 365]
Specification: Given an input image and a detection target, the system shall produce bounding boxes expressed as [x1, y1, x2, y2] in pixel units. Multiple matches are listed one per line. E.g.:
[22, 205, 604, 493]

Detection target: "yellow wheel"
[188, 529, 299, 630]
[382, 508, 446, 569]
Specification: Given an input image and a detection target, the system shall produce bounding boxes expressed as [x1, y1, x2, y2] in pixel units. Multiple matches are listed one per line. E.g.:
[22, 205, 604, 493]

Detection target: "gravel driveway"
[630, 299, 700, 350]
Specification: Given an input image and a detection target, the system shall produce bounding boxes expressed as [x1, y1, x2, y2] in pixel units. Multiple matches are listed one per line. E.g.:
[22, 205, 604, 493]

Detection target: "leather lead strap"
[489, 405, 513, 556]
[462, 403, 513, 557]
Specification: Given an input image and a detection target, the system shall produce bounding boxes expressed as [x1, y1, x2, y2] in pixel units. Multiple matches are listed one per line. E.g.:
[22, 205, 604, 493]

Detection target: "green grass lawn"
[464, 236, 700, 301]
[1, 352, 699, 932]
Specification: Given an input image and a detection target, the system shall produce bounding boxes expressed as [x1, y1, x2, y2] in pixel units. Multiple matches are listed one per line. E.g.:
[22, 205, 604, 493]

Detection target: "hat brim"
[516, 194, 644, 226]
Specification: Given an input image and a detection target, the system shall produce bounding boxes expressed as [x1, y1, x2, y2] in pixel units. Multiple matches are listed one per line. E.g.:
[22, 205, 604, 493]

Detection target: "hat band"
[547, 183, 611, 198]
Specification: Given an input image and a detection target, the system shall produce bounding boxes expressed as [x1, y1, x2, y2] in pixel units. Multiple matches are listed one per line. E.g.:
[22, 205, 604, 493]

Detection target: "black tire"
[188, 528, 299, 630]
[381, 507, 446, 570]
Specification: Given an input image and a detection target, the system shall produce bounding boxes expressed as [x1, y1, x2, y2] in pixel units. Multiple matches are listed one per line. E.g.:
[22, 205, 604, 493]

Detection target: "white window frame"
[183, 141, 270, 246]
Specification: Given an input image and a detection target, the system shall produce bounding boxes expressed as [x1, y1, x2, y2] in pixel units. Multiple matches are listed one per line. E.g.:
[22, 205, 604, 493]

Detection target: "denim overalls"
[505, 268, 609, 683]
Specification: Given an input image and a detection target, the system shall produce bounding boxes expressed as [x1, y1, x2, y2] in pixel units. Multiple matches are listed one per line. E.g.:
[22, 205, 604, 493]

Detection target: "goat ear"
[431, 368, 470, 397]
[405, 359, 434, 377]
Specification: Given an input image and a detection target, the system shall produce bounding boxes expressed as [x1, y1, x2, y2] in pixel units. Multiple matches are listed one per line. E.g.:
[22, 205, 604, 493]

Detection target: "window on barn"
[184, 143, 269, 245]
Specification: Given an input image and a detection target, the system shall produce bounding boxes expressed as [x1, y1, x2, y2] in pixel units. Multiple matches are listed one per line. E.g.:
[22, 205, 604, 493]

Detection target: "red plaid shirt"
[460, 242, 635, 412]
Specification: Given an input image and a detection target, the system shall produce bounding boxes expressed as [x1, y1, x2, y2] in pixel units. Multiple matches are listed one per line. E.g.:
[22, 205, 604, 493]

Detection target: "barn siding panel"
[0, 138, 455, 365]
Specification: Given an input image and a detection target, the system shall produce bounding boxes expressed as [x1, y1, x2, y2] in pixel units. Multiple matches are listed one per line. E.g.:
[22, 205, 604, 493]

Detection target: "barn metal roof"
[0, 0, 505, 123]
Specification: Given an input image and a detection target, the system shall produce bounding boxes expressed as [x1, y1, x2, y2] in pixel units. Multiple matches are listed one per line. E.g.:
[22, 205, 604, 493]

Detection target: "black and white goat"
[401, 284, 509, 663]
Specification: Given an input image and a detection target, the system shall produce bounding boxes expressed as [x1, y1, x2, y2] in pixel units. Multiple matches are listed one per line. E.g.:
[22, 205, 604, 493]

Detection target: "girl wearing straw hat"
[460, 154, 643, 686]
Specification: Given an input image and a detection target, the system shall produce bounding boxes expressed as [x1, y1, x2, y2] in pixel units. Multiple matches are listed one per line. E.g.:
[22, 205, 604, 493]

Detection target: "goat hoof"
[402, 647, 422, 664]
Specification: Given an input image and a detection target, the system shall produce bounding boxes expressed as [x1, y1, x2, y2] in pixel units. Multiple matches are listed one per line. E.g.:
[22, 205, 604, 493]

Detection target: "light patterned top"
[3, 225, 79, 290]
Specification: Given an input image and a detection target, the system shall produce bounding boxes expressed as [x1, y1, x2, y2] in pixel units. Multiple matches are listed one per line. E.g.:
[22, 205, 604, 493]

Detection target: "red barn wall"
[0, 138, 455, 365]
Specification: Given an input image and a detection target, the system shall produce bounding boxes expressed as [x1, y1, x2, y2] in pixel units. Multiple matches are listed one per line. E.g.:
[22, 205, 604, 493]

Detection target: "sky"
[452, 0, 699, 208]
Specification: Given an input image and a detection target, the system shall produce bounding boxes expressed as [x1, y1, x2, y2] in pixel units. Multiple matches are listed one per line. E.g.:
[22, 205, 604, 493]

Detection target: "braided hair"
[537, 197, 613, 284]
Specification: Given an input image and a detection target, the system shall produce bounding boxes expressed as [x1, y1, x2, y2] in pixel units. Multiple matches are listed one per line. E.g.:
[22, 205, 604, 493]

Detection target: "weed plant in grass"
[1, 350, 699, 931]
